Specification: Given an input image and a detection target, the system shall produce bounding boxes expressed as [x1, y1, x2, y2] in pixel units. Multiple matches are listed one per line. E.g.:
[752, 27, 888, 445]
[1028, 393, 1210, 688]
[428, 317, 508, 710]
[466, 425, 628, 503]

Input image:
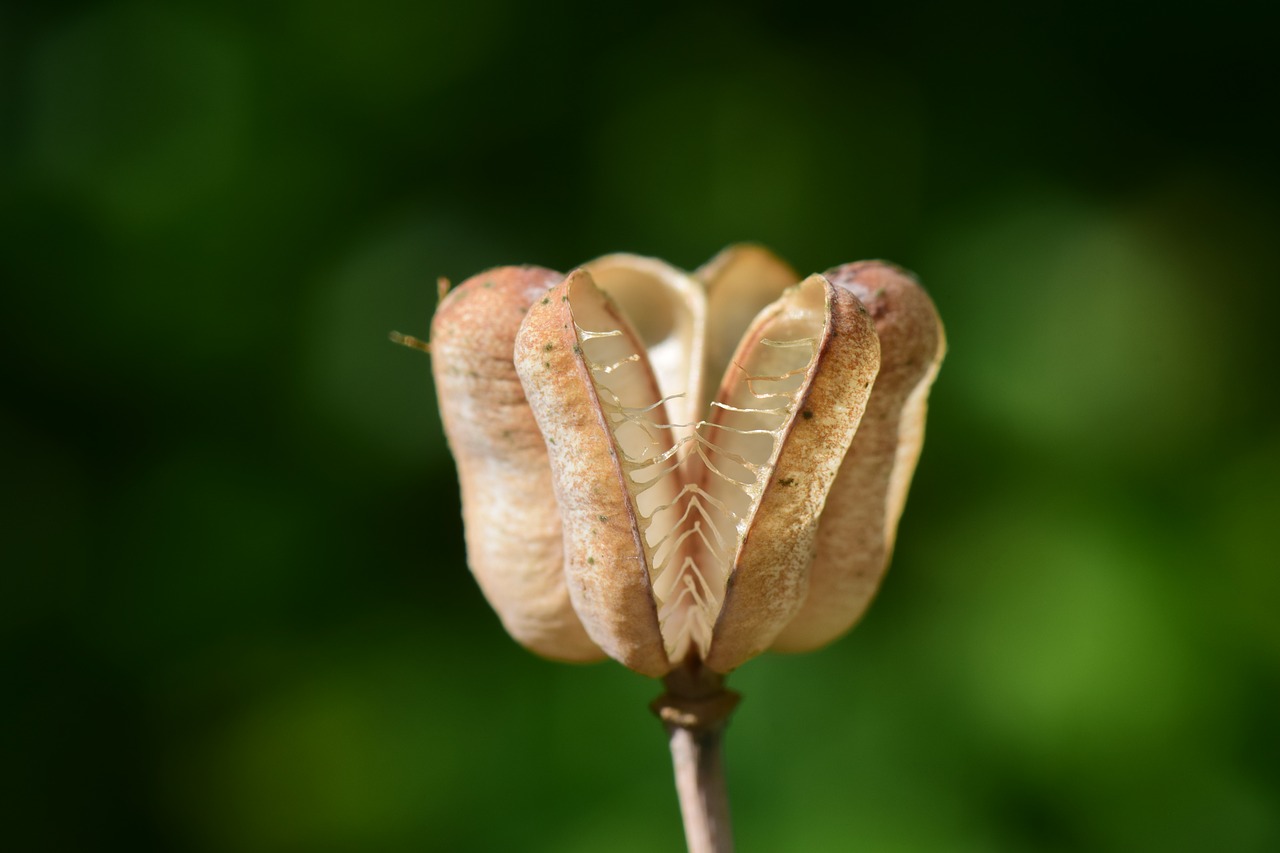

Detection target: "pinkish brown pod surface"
[428, 247, 945, 677]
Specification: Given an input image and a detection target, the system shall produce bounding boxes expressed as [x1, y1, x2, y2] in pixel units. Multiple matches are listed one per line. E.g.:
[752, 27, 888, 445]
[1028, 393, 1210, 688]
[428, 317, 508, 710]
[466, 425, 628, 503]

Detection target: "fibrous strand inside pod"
[569, 277, 826, 663]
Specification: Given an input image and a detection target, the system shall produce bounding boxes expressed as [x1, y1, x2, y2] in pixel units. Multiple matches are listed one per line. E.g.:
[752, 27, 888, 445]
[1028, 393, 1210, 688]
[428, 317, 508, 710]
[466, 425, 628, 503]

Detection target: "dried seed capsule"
[431, 266, 603, 662]
[771, 262, 946, 653]
[435, 252, 938, 677]
[516, 268, 881, 676]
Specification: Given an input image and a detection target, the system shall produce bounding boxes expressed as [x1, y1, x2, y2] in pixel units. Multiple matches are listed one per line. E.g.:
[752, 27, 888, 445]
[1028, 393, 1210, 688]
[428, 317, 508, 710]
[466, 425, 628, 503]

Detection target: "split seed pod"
[431, 248, 944, 677]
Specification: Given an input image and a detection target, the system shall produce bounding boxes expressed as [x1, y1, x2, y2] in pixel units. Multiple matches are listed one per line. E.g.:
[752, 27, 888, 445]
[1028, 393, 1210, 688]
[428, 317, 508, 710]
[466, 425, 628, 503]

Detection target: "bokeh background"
[3, 2, 1278, 851]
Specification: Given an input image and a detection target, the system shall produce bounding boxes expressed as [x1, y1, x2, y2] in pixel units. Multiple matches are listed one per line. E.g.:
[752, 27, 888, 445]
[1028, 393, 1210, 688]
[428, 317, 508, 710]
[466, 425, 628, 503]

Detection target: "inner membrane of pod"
[568, 272, 828, 663]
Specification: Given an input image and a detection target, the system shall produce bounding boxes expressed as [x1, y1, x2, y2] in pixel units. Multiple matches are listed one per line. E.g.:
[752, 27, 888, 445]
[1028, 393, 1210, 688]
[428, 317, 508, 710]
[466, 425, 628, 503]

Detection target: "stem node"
[652, 664, 739, 853]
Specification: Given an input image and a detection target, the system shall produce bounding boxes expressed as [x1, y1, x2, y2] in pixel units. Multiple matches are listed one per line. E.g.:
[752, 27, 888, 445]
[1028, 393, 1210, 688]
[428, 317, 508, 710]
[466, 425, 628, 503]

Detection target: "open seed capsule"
[515, 258, 881, 674]
[429, 249, 943, 677]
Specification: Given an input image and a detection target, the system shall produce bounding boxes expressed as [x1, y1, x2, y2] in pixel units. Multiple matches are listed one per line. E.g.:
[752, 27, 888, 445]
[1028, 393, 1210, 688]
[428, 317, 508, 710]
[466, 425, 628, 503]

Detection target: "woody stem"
[652, 661, 741, 853]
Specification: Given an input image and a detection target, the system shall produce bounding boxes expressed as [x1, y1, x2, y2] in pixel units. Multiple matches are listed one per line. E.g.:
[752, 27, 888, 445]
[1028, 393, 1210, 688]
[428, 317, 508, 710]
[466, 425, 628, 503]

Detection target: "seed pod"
[515, 269, 880, 675]
[429, 252, 942, 677]
[431, 266, 603, 662]
[771, 262, 946, 652]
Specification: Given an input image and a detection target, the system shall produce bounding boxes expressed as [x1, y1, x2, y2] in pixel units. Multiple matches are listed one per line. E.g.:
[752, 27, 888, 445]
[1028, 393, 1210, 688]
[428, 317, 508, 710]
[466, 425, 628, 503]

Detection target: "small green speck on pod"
[541, 297, 550, 305]
[483, 280, 494, 288]
[543, 342, 554, 352]
[572, 344, 582, 355]
[548, 436, 556, 444]
[598, 515, 607, 522]
[779, 477, 796, 486]
[543, 361, 550, 368]
[587, 556, 595, 565]
[802, 410, 814, 420]
[561, 295, 569, 302]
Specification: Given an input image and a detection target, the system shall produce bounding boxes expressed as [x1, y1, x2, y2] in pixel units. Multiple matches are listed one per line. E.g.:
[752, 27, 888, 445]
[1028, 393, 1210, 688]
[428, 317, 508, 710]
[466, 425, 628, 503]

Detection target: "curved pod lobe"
[583, 254, 708, 437]
[772, 262, 946, 652]
[431, 267, 603, 662]
[705, 275, 881, 672]
[514, 270, 672, 678]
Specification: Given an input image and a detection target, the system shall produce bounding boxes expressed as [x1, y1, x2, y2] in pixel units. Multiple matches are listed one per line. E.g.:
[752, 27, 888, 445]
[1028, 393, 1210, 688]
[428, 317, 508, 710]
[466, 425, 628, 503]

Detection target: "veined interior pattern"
[570, 277, 827, 663]
[584, 256, 706, 446]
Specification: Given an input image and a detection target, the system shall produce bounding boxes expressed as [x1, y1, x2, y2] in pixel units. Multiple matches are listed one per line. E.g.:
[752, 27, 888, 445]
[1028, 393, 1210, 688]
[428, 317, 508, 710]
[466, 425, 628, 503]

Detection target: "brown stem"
[651, 662, 741, 853]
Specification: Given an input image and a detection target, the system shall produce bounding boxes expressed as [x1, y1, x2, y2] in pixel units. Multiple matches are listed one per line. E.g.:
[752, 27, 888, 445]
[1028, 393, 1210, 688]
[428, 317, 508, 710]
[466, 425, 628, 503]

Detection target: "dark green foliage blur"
[3, 1, 1278, 850]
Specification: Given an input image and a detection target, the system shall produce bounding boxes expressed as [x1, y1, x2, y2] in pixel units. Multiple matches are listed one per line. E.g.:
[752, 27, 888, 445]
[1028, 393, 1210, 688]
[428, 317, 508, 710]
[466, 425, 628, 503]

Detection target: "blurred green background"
[3, 1, 1278, 851]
